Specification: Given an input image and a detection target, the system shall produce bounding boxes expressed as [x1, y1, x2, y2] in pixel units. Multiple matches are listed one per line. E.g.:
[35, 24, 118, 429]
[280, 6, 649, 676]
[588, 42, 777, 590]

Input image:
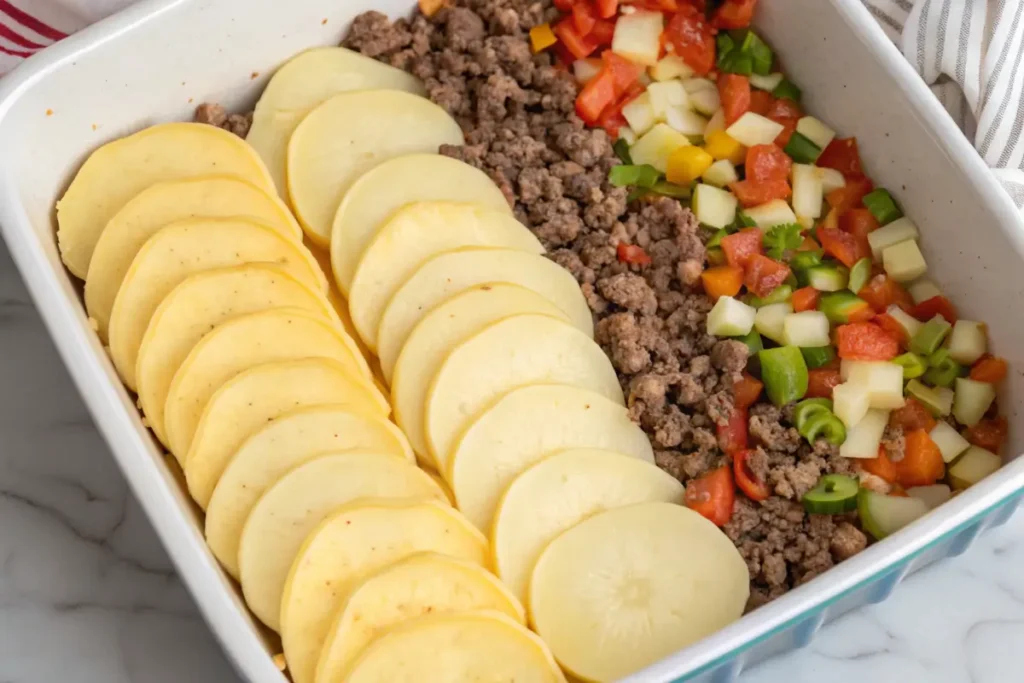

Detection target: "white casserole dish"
[0, 0, 1022, 680]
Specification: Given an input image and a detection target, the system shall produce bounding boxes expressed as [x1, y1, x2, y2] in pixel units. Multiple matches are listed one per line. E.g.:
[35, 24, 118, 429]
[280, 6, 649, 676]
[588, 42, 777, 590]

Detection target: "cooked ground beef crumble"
[195, 0, 868, 609]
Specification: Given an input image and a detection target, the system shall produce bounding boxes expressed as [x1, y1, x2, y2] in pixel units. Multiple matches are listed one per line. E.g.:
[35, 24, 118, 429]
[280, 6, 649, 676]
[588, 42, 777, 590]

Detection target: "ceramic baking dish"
[0, 0, 1022, 680]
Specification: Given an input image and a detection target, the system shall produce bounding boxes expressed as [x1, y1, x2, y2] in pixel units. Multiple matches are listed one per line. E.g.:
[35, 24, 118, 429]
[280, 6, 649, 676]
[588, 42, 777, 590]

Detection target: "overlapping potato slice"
[163, 308, 372, 460]
[425, 314, 622, 472]
[450, 385, 655, 530]
[315, 553, 525, 683]
[378, 247, 593, 383]
[286, 90, 464, 245]
[330, 154, 511, 296]
[280, 498, 487, 683]
[247, 47, 425, 196]
[136, 264, 333, 447]
[238, 453, 444, 632]
[530, 503, 749, 682]
[205, 405, 414, 578]
[185, 358, 389, 507]
[492, 448, 683, 603]
[347, 201, 544, 350]
[84, 175, 301, 340]
[107, 217, 327, 390]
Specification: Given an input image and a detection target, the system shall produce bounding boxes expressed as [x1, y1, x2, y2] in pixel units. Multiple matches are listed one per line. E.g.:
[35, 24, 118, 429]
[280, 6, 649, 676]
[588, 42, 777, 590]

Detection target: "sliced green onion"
[848, 257, 872, 294]
[893, 352, 928, 379]
[803, 474, 859, 514]
[802, 411, 847, 446]
[733, 328, 764, 356]
[801, 345, 837, 369]
[772, 78, 802, 102]
[790, 250, 824, 273]
[649, 180, 692, 199]
[909, 315, 952, 356]
[746, 284, 793, 308]
[609, 164, 661, 188]
[924, 348, 964, 388]
[758, 345, 809, 406]
[793, 398, 834, 431]
[613, 138, 633, 165]
[707, 228, 730, 248]
[783, 131, 822, 164]
[862, 188, 903, 225]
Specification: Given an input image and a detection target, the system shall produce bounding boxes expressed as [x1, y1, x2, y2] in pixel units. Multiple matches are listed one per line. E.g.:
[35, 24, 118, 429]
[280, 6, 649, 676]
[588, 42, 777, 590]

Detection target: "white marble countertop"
[2, 240, 1023, 683]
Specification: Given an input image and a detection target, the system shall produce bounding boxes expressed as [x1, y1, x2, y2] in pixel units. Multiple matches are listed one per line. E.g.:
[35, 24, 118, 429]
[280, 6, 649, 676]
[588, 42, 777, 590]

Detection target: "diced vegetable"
[791, 163, 824, 218]
[746, 284, 793, 308]
[839, 408, 888, 459]
[806, 264, 848, 292]
[893, 352, 928, 379]
[970, 355, 1008, 383]
[833, 382, 871, 427]
[617, 243, 651, 265]
[791, 286, 820, 313]
[908, 279, 942, 304]
[690, 88, 722, 116]
[704, 130, 746, 165]
[928, 421, 971, 463]
[910, 295, 957, 324]
[702, 159, 739, 187]
[772, 77, 802, 102]
[716, 72, 751, 125]
[882, 239, 928, 282]
[906, 484, 952, 509]
[611, 10, 663, 66]
[816, 167, 846, 194]
[817, 137, 864, 176]
[844, 361, 905, 410]
[733, 328, 764, 356]
[802, 410, 847, 446]
[750, 72, 784, 91]
[793, 398, 833, 430]
[725, 112, 785, 147]
[701, 265, 744, 300]
[905, 380, 954, 417]
[947, 320, 987, 365]
[783, 311, 831, 348]
[647, 81, 689, 119]
[629, 123, 691, 172]
[889, 397, 936, 432]
[963, 415, 1008, 453]
[801, 345, 836, 369]
[886, 305, 923, 340]
[952, 378, 996, 427]
[613, 138, 633, 164]
[923, 348, 963, 388]
[608, 164, 660, 188]
[818, 227, 868, 268]
[717, 406, 749, 454]
[862, 188, 903, 225]
[754, 303, 792, 345]
[819, 291, 873, 324]
[692, 183, 739, 228]
[618, 126, 638, 145]
[845, 257, 872, 296]
[795, 116, 836, 151]
[733, 448, 770, 500]
[665, 107, 709, 136]
[858, 489, 929, 540]
[650, 54, 695, 82]
[734, 373, 764, 408]
[743, 198, 797, 230]
[895, 429, 945, 487]
[530, 23, 558, 52]
[836, 323, 900, 361]
[909, 315, 951, 356]
[783, 133, 821, 164]
[720, 228, 763, 268]
[867, 217, 919, 260]
[758, 345, 809, 406]
[860, 445, 897, 482]
[803, 474, 859, 514]
[682, 77, 717, 93]
[684, 466, 735, 526]
[744, 255, 792, 298]
[790, 250, 824, 273]
[621, 92, 657, 135]
[707, 295, 757, 336]
[807, 367, 842, 398]
[666, 146, 713, 185]
[948, 446, 1001, 490]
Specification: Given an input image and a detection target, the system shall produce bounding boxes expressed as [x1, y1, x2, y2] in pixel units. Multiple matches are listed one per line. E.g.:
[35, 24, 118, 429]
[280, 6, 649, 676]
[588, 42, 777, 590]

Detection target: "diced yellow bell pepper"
[704, 130, 747, 166]
[530, 23, 557, 53]
[666, 146, 714, 186]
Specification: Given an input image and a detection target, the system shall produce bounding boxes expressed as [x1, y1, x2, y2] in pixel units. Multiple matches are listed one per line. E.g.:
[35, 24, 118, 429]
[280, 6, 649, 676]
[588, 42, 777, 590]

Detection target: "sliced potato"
[205, 405, 414, 578]
[379, 247, 593, 383]
[330, 153, 510, 296]
[163, 308, 372, 461]
[56, 122, 276, 279]
[286, 90, 464, 245]
[247, 47, 424, 195]
[315, 553, 525, 683]
[425, 314, 622, 473]
[339, 611, 565, 683]
[392, 283, 569, 466]
[238, 453, 444, 632]
[450, 386, 655, 530]
[185, 358, 390, 508]
[136, 264, 333, 448]
[530, 502, 749, 682]
[84, 175, 301, 340]
[107, 217, 327, 390]
[492, 449, 682, 602]
[348, 201, 544, 350]
[280, 498, 487, 683]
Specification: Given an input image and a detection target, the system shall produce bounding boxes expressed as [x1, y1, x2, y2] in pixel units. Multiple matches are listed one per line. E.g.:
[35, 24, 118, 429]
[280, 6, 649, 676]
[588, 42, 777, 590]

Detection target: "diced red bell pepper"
[734, 373, 764, 409]
[730, 178, 792, 207]
[665, 6, 716, 75]
[572, 2, 598, 35]
[718, 73, 751, 126]
[720, 227, 764, 268]
[817, 137, 864, 177]
[744, 254, 792, 298]
[702, 265, 745, 300]
[554, 16, 599, 60]
[963, 415, 1009, 453]
[806, 367, 842, 398]
[792, 286, 820, 313]
[889, 398, 937, 432]
[712, 0, 759, 29]
[861, 445, 898, 483]
[553, 0, 577, 11]
[595, 0, 619, 19]
[733, 448, 771, 501]
[895, 429, 945, 487]
[765, 97, 802, 146]
[603, 51, 644, 95]
[826, 175, 874, 214]
[575, 68, 617, 124]
[818, 227, 869, 268]
[617, 242, 652, 265]
[910, 295, 958, 324]
[970, 355, 1008, 383]
[836, 322, 900, 361]
[590, 18, 616, 45]
[746, 144, 792, 184]
[717, 406, 749, 454]
[749, 90, 773, 116]
[839, 205, 878, 241]
[684, 466, 736, 526]
[857, 274, 915, 313]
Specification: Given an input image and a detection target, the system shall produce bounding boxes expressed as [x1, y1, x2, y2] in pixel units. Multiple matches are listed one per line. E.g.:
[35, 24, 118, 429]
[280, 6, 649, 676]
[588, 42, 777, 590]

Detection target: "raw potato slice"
[136, 264, 333, 447]
[492, 449, 683, 602]
[247, 47, 425, 195]
[379, 248, 593, 383]
[530, 503, 749, 682]
[205, 405, 414, 578]
[185, 358, 390, 508]
[315, 553, 525, 683]
[238, 453, 444, 632]
[425, 314, 623, 473]
[348, 201, 544, 350]
[392, 283, 569, 466]
[163, 308, 372, 461]
[330, 153, 510, 296]
[84, 175, 301, 340]
[107, 217, 327, 390]
[280, 498, 487, 683]
[56, 122, 276, 279]
[287, 90, 464, 245]
[339, 611, 565, 683]
[450, 386, 656, 531]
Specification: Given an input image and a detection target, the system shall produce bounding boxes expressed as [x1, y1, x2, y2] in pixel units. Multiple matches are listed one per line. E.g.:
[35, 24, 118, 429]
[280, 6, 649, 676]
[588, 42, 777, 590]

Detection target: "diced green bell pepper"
[801, 345, 837, 369]
[609, 164, 660, 188]
[613, 138, 633, 165]
[784, 131, 821, 164]
[793, 398, 834, 431]
[746, 284, 793, 308]
[862, 188, 903, 225]
[802, 411, 847, 445]
[772, 78, 802, 102]
[758, 346, 809, 406]
[733, 328, 764, 356]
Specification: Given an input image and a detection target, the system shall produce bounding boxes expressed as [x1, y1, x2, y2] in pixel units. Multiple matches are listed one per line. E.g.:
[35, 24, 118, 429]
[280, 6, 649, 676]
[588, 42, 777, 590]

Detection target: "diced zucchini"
[806, 263, 848, 292]
[858, 489, 929, 540]
[867, 217, 919, 261]
[784, 133, 821, 164]
[909, 315, 952, 356]
[621, 92, 657, 136]
[819, 291, 871, 324]
[839, 408, 889, 459]
[707, 295, 757, 336]
[753, 302, 793, 345]
[647, 80, 689, 119]
[611, 10, 664, 66]
[948, 446, 1001, 490]
[952, 378, 997, 427]
[572, 59, 602, 84]
[744, 198, 798, 230]
[681, 77, 716, 93]
[701, 159, 738, 188]
[928, 421, 971, 463]
[690, 88, 721, 116]
[665, 107, 709, 136]
[791, 163, 824, 219]
[885, 304, 922, 340]
[796, 214, 815, 230]
[704, 109, 726, 137]
[795, 116, 837, 151]
[749, 72, 784, 92]
[906, 380, 954, 417]
[629, 123, 691, 173]
[845, 361, 905, 410]
[726, 112, 785, 147]
[783, 311, 831, 347]
[947, 320, 988, 365]
[847, 257, 872, 294]
[746, 284, 793, 308]
[908, 278, 942, 304]
[691, 183, 738, 228]
[839, 359, 862, 382]
[906, 484, 952, 509]
[833, 382, 871, 428]
[650, 54, 695, 81]
[816, 167, 846, 194]
[882, 239, 928, 282]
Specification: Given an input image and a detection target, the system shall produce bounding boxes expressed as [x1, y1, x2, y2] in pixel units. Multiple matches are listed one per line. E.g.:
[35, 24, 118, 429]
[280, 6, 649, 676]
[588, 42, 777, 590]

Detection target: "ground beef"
[193, 102, 252, 138]
[881, 424, 906, 462]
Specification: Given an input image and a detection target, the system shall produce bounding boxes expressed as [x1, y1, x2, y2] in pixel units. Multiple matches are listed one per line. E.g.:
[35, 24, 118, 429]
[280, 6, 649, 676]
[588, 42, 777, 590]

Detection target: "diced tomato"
[836, 322, 900, 361]
[910, 295, 958, 324]
[718, 73, 751, 126]
[572, 2, 597, 35]
[749, 89, 773, 116]
[702, 265, 745, 300]
[603, 51, 644, 95]
[817, 137, 864, 177]
[743, 254, 791, 299]
[554, 16, 599, 60]
[597, 104, 628, 137]
[590, 18, 616, 44]
[873, 312, 910, 347]
[684, 466, 736, 527]
[798, 235, 821, 252]
[846, 304, 877, 323]
[838, 206, 877, 259]
[889, 398, 937, 433]
[862, 445, 898, 483]
[734, 373, 764, 409]
[552, 42, 576, 68]
[818, 227, 868, 268]
[553, 0, 577, 11]
[720, 227, 763, 268]
[575, 68, 617, 123]
[895, 429, 945, 487]
[712, 0, 758, 29]
[730, 178, 792, 207]
[733, 449, 771, 501]
[717, 407, 748, 454]
[806, 368, 842, 398]
[595, 0, 619, 19]
[970, 354, 1008, 383]
[617, 242, 652, 265]
[746, 144, 792, 184]
[826, 175, 874, 214]
[665, 6, 716, 75]
[858, 274, 915, 313]
[765, 97, 801, 146]
[791, 286, 820, 313]
[963, 416, 1009, 453]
